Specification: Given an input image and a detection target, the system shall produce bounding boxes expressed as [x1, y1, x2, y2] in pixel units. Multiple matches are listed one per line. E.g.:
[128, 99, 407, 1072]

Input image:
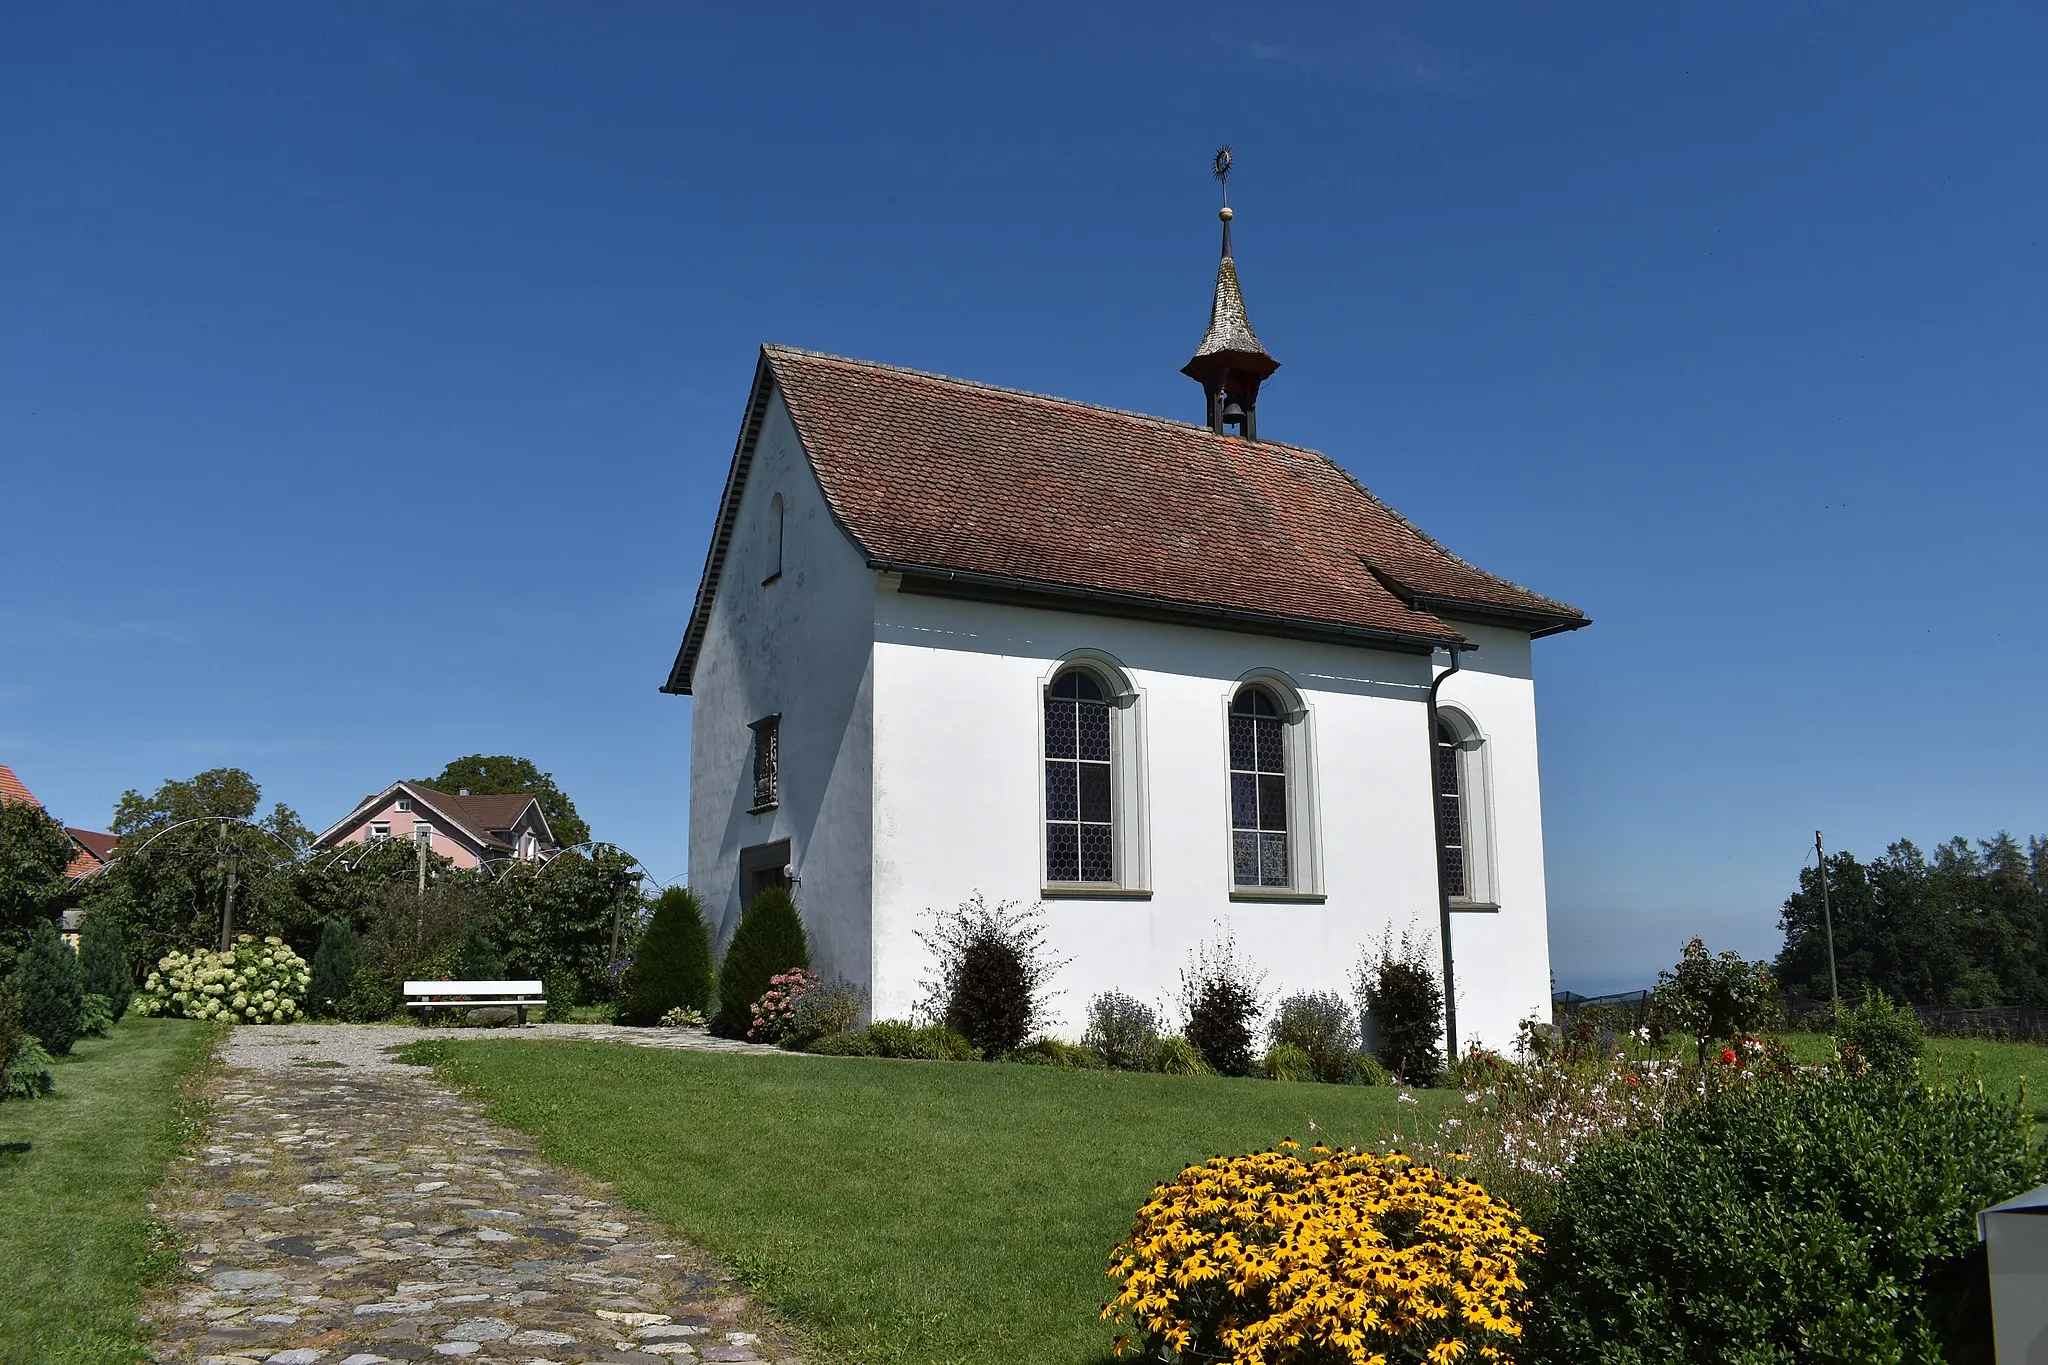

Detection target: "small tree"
[306, 919, 362, 1018]
[917, 894, 1064, 1058]
[712, 887, 810, 1038]
[1179, 930, 1266, 1077]
[77, 912, 132, 1021]
[1357, 929, 1444, 1086]
[0, 799, 75, 975]
[619, 887, 714, 1025]
[1652, 937, 1777, 1063]
[19, 919, 84, 1056]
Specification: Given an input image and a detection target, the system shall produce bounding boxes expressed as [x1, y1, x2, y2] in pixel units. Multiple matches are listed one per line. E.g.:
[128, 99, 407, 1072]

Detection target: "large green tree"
[83, 768, 315, 970]
[1778, 833, 2048, 1008]
[417, 755, 591, 849]
[0, 799, 75, 974]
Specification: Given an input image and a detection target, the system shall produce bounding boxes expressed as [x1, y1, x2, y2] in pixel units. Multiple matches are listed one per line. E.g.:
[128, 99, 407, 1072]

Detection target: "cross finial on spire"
[1184, 145, 1277, 439]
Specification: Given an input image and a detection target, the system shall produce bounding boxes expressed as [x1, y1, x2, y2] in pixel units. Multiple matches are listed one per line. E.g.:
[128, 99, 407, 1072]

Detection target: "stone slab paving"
[145, 1025, 805, 1365]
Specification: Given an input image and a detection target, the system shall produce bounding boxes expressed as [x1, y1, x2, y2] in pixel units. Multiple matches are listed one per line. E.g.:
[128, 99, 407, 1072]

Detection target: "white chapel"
[663, 178, 1587, 1052]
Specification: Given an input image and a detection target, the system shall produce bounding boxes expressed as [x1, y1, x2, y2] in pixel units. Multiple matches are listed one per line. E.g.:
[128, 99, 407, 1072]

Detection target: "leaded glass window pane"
[1229, 686, 1291, 886]
[1436, 720, 1466, 899]
[1045, 668, 1114, 883]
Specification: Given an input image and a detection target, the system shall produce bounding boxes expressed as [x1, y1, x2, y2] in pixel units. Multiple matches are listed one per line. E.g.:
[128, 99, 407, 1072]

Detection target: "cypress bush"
[306, 919, 363, 1019]
[712, 886, 809, 1038]
[77, 912, 132, 1020]
[18, 919, 83, 1056]
[455, 917, 506, 980]
[620, 887, 714, 1026]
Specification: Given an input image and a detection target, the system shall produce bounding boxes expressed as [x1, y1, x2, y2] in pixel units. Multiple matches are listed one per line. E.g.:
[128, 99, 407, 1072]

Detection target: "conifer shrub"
[1267, 990, 1359, 1084]
[455, 917, 506, 980]
[1179, 932, 1265, 1077]
[712, 887, 810, 1038]
[619, 886, 714, 1025]
[3, 1036, 55, 1100]
[1356, 931, 1444, 1086]
[0, 979, 30, 1096]
[1835, 989, 1925, 1081]
[79, 992, 115, 1038]
[1533, 1065, 2035, 1363]
[306, 919, 363, 1019]
[917, 893, 1063, 1058]
[1147, 1034, 1210, 1076]
[1083, 990, 1161, 1070]
[19, 919, 84, 1056]
[77, 912, 132, 1020]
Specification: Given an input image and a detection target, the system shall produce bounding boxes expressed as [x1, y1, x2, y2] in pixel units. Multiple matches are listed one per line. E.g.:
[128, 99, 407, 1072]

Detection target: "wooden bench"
[404, 979, 547, 1027]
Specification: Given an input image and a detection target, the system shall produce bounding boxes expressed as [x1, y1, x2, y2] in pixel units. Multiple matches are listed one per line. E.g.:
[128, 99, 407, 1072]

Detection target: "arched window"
[1229, 686, 1290, 887]
[1044, 669, 1114, 883]
[1434, 708, 1495, 905]
[1435, 719, 1467, 898]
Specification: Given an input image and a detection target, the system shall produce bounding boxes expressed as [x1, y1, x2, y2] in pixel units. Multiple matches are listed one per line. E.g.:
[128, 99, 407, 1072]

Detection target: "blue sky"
[3, 3, 2042, 994]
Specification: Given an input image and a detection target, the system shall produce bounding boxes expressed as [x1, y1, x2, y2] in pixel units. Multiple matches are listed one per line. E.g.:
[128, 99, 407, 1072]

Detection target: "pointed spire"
[1183, 146, 1278, 439]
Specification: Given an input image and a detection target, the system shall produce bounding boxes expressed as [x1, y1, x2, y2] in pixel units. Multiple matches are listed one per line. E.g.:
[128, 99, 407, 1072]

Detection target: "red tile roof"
[665, 347, 1585, 693]
[0, 764, 34, 807]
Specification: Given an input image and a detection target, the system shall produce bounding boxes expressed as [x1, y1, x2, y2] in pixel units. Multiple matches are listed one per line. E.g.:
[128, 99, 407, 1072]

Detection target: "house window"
[413, 822, 434, 849]
[1230, 687, 1289, 886]
[1436, 709, 1494, 904]
[750, 715, 780, 811]
[1044, 669, 1114, 882]
[396, 798, 412, 812]
[369, 821, 391, 841]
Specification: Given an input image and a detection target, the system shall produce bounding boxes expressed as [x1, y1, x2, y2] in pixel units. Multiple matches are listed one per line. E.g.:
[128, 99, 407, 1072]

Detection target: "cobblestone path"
[145, 1027, 804, 1365]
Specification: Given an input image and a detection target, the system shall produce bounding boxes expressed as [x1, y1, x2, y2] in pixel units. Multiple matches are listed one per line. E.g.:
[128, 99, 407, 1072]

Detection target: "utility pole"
[1815, 830, 1840, 1020]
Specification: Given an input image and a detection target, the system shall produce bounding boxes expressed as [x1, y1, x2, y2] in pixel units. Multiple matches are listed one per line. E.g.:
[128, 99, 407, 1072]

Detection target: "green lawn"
[0, 1017, 216, 1365]
[1783, 1030, 2048, 1129]
[415, 1042, 1456, 1365]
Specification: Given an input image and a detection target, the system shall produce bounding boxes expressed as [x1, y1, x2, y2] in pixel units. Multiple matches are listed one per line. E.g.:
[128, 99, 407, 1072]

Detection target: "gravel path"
[144, 1024, 804, 1365]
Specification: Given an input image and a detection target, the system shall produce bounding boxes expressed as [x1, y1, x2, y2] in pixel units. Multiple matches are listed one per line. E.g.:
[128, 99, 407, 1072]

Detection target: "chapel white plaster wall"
[1431, 621, 1556, 1053]
[867, 586, 1556, 1051]
[686, 390, 875, 994]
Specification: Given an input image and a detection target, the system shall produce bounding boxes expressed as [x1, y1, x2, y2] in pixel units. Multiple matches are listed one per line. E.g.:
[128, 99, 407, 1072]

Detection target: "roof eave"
[879, 560, 1463, 655]
[662, 351, 782, 697]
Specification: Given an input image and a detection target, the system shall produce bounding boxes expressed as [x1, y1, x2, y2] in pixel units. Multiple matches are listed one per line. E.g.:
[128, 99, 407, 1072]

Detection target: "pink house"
[314, 782, 558, 870]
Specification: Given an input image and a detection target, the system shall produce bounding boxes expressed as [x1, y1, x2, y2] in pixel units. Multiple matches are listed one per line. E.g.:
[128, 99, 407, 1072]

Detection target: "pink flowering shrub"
[749, 968, 820, 1043]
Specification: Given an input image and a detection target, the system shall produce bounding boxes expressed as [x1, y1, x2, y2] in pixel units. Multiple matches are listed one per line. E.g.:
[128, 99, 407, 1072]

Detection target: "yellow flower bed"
[1104, 1141, 1537, 1365]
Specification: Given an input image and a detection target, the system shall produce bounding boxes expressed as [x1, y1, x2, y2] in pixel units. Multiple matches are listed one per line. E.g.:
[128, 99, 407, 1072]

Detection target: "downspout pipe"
[1426, 643, 1467, 1064]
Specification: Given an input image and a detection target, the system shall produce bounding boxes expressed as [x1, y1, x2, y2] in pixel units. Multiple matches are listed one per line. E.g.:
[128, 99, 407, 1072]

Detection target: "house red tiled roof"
[0, 763, 113, 880]
[665, 347, 1585, 693]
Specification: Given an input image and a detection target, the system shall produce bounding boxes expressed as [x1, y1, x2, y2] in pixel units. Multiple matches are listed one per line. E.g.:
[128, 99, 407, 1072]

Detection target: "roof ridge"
[762, 343, 1330, 456]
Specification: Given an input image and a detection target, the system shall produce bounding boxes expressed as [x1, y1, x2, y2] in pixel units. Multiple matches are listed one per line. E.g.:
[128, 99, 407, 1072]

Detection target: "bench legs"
[517, 1004, 529, 1028]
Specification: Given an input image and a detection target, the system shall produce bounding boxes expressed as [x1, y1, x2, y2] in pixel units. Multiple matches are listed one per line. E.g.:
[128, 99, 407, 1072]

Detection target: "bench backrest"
[403, 980, 544, 997]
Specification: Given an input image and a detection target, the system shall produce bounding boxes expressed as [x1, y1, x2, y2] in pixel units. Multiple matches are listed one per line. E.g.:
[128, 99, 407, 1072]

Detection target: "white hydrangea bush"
[134, 934, 312, 1024]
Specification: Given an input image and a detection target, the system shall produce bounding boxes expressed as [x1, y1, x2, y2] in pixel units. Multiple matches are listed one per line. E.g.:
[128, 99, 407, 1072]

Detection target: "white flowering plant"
[133, 934, 312, 1024]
